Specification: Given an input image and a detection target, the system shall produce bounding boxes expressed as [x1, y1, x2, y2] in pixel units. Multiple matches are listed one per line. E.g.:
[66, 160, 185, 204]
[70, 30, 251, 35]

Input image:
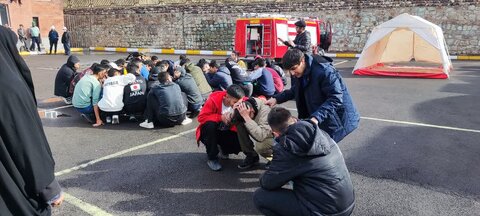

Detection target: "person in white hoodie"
[98, 63, 136, 124]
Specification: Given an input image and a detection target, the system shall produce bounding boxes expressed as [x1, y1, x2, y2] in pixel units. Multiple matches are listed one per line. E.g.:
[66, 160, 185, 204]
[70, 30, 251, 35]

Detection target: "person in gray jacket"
[278, 20, 312, 55]
[254, 107, 355, 216]
[232, 97, 274, 169]
[140, 72, 191, 129]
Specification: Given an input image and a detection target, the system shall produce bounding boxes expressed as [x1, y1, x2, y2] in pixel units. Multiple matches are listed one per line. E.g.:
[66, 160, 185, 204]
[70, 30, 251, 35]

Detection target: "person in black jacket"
[225, 58, 253, 97]
[206, 60, 233, 91]
[123, 63, 147, 120]
[172, 65, 203, 117]
[61, 27, 71, 55]
[54, 55, 80, 104]
[48, 26, 59, 54]
[254, 107, 355, 216]
[0, 25, 64, 216]
[140, 72, 190, 129]
[278, 20, 312, 55]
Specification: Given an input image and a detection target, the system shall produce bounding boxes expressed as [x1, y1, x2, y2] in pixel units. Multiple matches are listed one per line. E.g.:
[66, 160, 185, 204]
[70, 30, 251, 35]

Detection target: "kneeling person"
[254, 107, 355, 216]
[140, 72, 191, 129]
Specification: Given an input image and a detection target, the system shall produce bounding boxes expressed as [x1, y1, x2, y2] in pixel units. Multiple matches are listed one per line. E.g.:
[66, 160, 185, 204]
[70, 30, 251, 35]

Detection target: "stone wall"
[64, 0, 480, 55]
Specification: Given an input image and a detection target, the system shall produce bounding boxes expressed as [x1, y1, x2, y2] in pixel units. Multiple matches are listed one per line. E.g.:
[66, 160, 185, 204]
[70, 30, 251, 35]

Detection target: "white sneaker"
[112, 115, 120, 124]
[181, 117, 193, 125]
[139, 120, 154, 129]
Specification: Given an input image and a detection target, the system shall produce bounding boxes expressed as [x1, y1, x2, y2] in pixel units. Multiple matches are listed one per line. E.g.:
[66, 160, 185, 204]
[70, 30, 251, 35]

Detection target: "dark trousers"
[49, 40, 58, 54]
[200, 121, 241, 160]
[253, 188, 303, 216]
[19, 37, 29, 51]
[236, 122, 257, 157]
[63, 42, 71, 55]
[144, 97, 186, 127]
[30, 37, 40, 51]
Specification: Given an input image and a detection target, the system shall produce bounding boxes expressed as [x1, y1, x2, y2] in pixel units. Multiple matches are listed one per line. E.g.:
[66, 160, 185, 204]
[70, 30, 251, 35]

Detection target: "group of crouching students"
[54, 49, 358, 216]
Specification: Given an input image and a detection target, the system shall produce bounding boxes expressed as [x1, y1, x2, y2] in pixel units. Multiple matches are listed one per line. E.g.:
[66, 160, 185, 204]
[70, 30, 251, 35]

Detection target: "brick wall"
[64, 0, 480, 55]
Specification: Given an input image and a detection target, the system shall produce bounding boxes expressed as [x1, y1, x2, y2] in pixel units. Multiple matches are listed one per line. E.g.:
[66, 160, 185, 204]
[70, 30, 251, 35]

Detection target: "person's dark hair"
[232, 50, 240, 56]
[226, 57, 236, 63]
[226, 84, 245, 99]
[282, 48, 304, 69]
[158, 60, 170, 72]
[253, 58, 266, 67]
[180, 58, 190, 66]
[231, 99, 258, 124]
[143, 60, 154, 68]
[100, 59, 110, 65]
[107, 68, 120, 77]
[89, 62, 99, 70]
[155, 61, 163, 67]
[92, 64, 109, 75]
[197, 58, 208, 68]
[151, 56, 159, 61]
[126, 63, 139, 74]
[209, 59, 219, 68]
[131, 59, 142, 67]
[179, 54, 187, 61]
[265, 58, 273, 67]
[267, 106, 293, 134]
[115, 59, 126, 67]
[158, 72, 170, 84]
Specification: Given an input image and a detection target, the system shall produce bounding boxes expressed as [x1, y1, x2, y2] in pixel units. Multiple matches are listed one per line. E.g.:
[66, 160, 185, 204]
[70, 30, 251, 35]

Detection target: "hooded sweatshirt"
[54, 55, 79, 97]
[185, 62, 212, 95]
[226, 60, 251, 84]
[174, 66, 203, 108]
[98, 74, 136, 112]
[260, 120, 355, 216]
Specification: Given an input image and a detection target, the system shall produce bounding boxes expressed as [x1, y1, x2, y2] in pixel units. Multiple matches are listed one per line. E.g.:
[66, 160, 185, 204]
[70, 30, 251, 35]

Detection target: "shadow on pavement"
[59, 153, 263, 215]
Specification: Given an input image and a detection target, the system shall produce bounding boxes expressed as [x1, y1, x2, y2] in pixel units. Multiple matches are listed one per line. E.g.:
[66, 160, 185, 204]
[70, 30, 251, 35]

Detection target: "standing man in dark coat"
[0, 26, 64, 216]
[54, 55, 80, 104]
[266, 49, 360, 143]
[48, 26, 59, 54]
[254, 107, 355, 216]
[278, 20, 312, 55]
[61, 27, 71, 55]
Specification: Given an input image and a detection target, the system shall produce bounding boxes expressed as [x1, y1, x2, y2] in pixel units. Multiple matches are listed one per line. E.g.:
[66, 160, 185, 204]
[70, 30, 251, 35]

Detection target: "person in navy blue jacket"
[254, 107, 355, 216]
[206, 60, 233, 91]
[266, 48, 360, 143]
[48, 26, 59, 54]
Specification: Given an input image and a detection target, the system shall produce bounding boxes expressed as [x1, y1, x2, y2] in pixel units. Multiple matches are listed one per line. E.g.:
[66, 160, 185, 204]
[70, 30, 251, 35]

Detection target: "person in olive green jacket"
[182, 58, 212, 101]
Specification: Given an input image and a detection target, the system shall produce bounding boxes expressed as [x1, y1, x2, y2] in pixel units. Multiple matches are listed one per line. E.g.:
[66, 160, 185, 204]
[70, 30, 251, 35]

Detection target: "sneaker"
[62, 97, 72, 105]
[189, 109, 200, 118]
[112, 115, 120, 124]
[181, 117, 193, 125]
[80, 113, 94, 124]
[207, 160, 222, 171]
[238, 155, 260, 170]
[106, 116, 112, 124]
[139, 120, 154, 129]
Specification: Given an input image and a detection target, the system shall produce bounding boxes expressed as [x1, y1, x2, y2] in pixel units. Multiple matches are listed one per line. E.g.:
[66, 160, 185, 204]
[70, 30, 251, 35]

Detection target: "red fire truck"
[234, 16, 332, 60]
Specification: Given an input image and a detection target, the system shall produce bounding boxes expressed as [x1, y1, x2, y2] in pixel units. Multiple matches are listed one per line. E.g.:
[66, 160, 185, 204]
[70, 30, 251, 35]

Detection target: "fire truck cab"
[234, 15, 332, 60]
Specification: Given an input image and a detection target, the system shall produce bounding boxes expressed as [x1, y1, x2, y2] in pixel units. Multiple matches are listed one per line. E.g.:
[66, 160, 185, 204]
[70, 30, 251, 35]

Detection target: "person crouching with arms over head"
[196, 84, 246, 171]
[254, 107, 355, 216]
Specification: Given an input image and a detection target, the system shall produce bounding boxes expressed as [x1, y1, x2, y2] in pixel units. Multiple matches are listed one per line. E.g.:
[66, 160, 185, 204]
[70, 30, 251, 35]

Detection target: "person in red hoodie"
[196, 84, 246, 171]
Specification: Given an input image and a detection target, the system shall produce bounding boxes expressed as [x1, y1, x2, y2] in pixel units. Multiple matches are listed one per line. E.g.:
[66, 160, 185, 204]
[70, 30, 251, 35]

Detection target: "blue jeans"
[75, 105, 93, 115]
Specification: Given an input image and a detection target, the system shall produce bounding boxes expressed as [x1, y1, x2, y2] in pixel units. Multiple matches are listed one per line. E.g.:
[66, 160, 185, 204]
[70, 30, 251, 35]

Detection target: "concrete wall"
[64, 0, 480, 55]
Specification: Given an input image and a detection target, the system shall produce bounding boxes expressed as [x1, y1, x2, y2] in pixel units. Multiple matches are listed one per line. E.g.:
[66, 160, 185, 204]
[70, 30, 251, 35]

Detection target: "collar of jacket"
[300, 54, 314, 86]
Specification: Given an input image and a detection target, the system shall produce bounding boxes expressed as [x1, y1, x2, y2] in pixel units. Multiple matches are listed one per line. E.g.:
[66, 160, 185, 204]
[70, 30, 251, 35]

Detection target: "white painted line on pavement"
[163, 187, 257, 193]
[55, 128, 196, 176]
[286, 108, 480, 133]
[63, 192, 113, 216]
[334, 60, 349, 66]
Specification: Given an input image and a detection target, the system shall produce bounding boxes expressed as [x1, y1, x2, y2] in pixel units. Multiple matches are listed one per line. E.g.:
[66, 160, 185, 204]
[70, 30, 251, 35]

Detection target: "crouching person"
[254, 107, 355, 216]
[72, 64, 109, 127]
[140, 72, 191, 129]
[231, 97, 274, 169]
[196, 84, 245, 171]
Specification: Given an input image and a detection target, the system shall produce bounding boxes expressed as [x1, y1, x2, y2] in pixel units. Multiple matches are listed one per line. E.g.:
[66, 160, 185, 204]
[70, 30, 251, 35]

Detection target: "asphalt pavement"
[22, 52, 480, 216]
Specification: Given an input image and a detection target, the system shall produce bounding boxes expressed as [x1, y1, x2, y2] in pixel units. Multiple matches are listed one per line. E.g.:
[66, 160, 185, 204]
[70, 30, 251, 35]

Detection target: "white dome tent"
[353, 13, 452, 79]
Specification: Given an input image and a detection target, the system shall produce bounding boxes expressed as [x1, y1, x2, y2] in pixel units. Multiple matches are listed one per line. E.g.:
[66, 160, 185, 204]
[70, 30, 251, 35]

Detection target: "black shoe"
[189, 109, 200, 118]
[238, 155, 259, 169]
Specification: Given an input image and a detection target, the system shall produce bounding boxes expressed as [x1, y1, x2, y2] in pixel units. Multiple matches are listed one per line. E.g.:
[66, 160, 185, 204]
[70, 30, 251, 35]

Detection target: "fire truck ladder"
[262, 23, 272, 57]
